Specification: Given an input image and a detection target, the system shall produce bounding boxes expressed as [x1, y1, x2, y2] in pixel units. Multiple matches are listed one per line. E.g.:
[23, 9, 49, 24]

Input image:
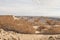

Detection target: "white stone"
[35, 31, 40, 33]
[13, 16, 19, 20]
[33, 26, 40, 29]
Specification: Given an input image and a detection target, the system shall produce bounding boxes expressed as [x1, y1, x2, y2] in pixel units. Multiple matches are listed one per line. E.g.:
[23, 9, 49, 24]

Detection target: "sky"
[0, 0, 60, 16]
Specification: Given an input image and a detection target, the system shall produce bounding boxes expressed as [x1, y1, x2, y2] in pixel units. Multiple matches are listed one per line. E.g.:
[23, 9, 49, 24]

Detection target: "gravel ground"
[0, 29, 60, 40]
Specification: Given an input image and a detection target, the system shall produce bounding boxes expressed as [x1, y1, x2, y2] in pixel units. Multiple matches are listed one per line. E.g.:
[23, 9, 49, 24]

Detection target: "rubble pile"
[0, 28, 59, 40]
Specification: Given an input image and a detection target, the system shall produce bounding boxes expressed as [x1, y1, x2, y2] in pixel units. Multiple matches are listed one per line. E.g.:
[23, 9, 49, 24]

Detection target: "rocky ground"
[0, 16, 60, 40]
[0, 28, 60, 40]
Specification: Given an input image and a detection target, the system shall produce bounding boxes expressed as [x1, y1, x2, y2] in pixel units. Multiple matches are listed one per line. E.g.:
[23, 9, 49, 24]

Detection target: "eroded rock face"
[0, 15, 36, 34]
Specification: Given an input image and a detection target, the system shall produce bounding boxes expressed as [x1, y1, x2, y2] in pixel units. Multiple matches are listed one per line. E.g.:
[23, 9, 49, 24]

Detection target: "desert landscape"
[0, 15, 60, 40]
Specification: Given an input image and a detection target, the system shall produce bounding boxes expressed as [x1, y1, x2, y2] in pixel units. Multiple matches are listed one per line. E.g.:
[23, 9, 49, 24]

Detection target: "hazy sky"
[0, 0, 60, 16]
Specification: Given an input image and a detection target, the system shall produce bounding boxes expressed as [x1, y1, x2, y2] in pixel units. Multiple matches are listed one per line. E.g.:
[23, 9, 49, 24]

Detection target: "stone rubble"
[0, 28, 59, 40]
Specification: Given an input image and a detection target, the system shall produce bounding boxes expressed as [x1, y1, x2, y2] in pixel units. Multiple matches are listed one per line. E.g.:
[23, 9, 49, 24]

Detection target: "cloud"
[0, 0, 60, 16]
